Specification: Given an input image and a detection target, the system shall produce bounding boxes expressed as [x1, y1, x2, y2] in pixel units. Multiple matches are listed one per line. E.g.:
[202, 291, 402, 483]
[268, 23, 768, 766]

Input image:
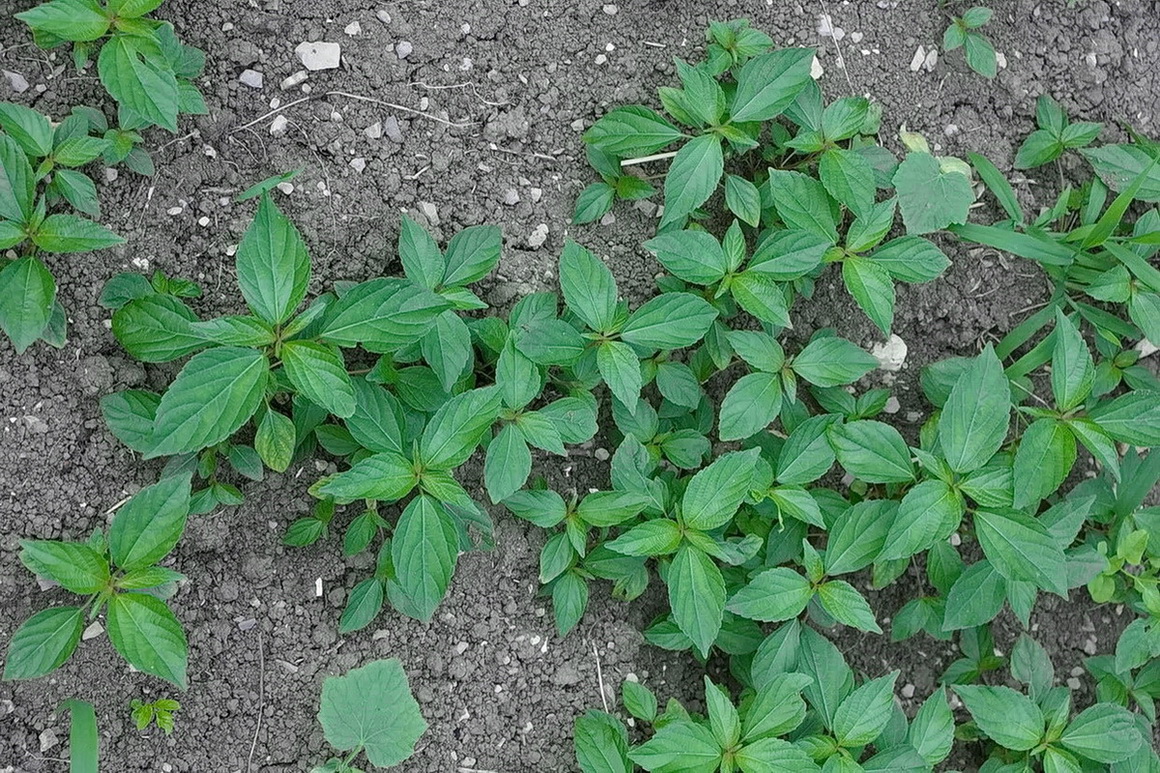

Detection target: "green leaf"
[484, 425, 531, 504]
[396, 214, 444, 289]
[98, 36, 180, 132]
[682, 449, 759, 530]
[109, 474, 191, 571]
[583, 106, 684, 156]
[727, 567, 813, 622]
[908, 689, 954, 766]
[606, 519, 682, 556]
[101, 389, 160, 453]
[656, 361, 702, 409]
[964, 32, 997, 78]
[2, 607, 84, 680]
[729, 271, 792, 328]
[517, 318, 587, 365]
[443, 224, 501, 287]
[630, 719, 722, 772]
[577, 490, 650, 527]
[1089, 390, 1160, 446]
[792, 336, 877, 387]
[968, 152, 1023, 222]
[503, 490, 567, 528]
[320, 278, 450, 352]
[669, 544, 726, 658]
[622, 293, 717, 350]
[419, 386, 502, 469]
[662, 133, 723, 223]
[390, 496, 459, 622]
[281, 341, 356, 419]
[235, 195, 310, 324]
[111, 295, 206, 363]
[1060, 704, 1142, 763]
[622, 681, 658, 722]
[15, 0, 109, 42]
[719, 372, 782, 441]
[61, 698, 98, 773]
[736, 738, 819, 773]
[828, 420, 914, 483]
[107, 593, 188, 689]
[705, 677, 741, 749]
[149, 347, 269, 458]
[317, 659, 427, 768]
[819, 147, 876, 217]
[869, 236, 951, 284]
[32, 214, 123, 253]
[319, 453, 416, 503]
[255, 408, 296, 472]
[497, 338, 542, 410]
[339, 578, 384, 634]
[748, 229, 830, 280]
[842, 256, 895, 334]
[833, 672, 898, 746]
[1081, 145, 1160, 202]
[953, 685, 1044, 751]
[730, 48, 815, 122]
[644, 230, 728, 285]
[725, 174, 762, 227]
[881, 480, 961, 560]
[0, 103, 53, 157]
[574, 711, 631, 773]
[939, 345, 1010, 474]
[574, 182, 616, 225]
[597, 340, 643, 410]
[420, 311, 473, 392]
[0, 135, 34, 226]
[975, 509, 1068, 595]
[1015, 130, 1065, 169]
[816, 581, 881, 633]
[893, 152, 973, 234]
[0, 256, 56, 354]
[1012, 419, 1075, 510]
[560, 241, 617, 332]
[741, 672, 811, 741]
[20, 540, 109, 593]
[942, 560, 1006, 630]
[825, 500, 896, 575]
[1051, 311, 1094, 411]
[765, 169, 837, 243]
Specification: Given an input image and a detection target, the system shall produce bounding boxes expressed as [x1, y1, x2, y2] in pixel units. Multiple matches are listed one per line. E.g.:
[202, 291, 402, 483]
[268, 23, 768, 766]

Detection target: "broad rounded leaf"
[317, 659, 427, 767]
[0, 256, 56, 354]
[622, 293, 718, 350]
[953, 685, 1044, 752]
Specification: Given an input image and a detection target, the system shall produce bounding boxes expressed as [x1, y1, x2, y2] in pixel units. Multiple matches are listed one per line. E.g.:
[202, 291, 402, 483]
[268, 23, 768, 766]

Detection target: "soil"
[2, 0, 1159, 771]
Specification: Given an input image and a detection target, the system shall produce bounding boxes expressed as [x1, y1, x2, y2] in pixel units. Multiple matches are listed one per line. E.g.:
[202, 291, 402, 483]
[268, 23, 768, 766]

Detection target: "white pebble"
[269, 114, 288, 137]
[364, 121, 382, 139]
[239, 69, 264, 89]
[376, 9, 391, 23]
[295, 41, 341, 71]
[527, 223, 549, 249]
[910, 45, 926, 72]
[810, 56, 824, 79]
[602, 4, 618, 15]
[280, 70, 308, 90]
[344, 21, 361, 36]
[3, 69, 30, 93]
[872, 334, 908, 371]
[396, 41, 413, 59]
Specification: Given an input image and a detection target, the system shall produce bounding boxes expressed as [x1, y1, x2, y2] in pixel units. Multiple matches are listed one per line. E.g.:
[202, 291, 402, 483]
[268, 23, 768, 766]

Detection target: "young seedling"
[942, 5, 998, 78]
[130, 697, 181, 735]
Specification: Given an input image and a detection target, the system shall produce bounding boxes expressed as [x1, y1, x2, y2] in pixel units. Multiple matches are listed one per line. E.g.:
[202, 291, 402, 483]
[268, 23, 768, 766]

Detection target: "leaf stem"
[620, 151, 678, 167]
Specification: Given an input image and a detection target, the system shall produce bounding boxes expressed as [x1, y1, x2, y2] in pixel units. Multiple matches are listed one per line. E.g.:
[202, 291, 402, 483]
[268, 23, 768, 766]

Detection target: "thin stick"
[592, 640, 609, 713]
[818, 0, 857, 95]
[620, 150, 678, 167]
[227, 91, 473, 136]
[104, 495, 131, 516]
[246, 632, 266, 773]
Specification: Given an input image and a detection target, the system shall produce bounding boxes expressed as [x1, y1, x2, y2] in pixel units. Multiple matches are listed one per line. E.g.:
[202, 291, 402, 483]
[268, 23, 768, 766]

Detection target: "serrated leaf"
[669, 544, 726, 658]
[2, 607, 84, 680]
[419, 387, 502, 469]
[108, 593, 188, 689]
[109, 474, 191, 571]
[953, 685, 1044, 751]
[975, 508, 1068, 595]
[662, 133, 723, 224]
[0, 256, 56, 354]
[939, 346, 1010, 474]
[317, 659, 427, 767]
[235, 195, 310, 324]
[281, 341, 356, 419]
[622, 292, 717, 350]
[893, 152, 973, 234]
[730, 48, 815, 122]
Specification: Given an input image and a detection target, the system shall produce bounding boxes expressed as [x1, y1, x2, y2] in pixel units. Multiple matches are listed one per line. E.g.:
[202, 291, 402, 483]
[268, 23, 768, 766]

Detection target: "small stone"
[527, 223, 549, 249]
[1083, 638, 1098, 655]
[602, 3, 618, 15]
[884, 396, 901, 414]
[295, 41, 341, 71]
[350, 157, 366, 172]
[996, 51, 1008, 69]
[901, 683, 916, 698]
[82, 621, 103, 640]
[594, 54, 607, 65]
[872, 334, 908, 371]
[910, 45, 926, 72]
[344, 21, 361, 36]
[221, 22, 234, 31]
[529, 187, 543, 202]
[40, 730, 59, 753]
[594, 448, 610, 461]
[104, 168, 119, 183]
[238, 618, 257, 631]
[239, 69, 264, 88]
[419, 201, 439, 225]
[23, 415, 48, 434]
[396, 41, 413, 59]
[364, 121, 382, 139]
[810, 56, 824, 79]
[198, 216, 210, 227]
[949, 532, 962, 546]
[1066, 677, 1082, 690]
[923, 48, 939, 71]
[453, 641, 469, 656]
[3, 70, 29, 93]
[552, 663, 582, 686]
[849, 31, 864, 43]
[376, 9, 391, 23]
[503, 188, 521, 206]
[383, 115, 404, 143]
[276, 182, 294, 195]
[280, 71, 308, 90]
[269, 115, 288, 137]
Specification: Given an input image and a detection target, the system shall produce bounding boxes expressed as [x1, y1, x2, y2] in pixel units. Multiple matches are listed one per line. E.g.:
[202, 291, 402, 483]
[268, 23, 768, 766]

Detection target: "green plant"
[60, 699, 99, 773]
[0, 102, 124, 352]
[312, 658, 426, 772]
[15, 0, 207, 133]
[954, 633, 1153, 770]
[942, 5, 998, 78]
[2, 475, 192, 689]
[1014, 94, 1103, 170]
[130, 697, 180, 734]
[575, 621, 955, 772]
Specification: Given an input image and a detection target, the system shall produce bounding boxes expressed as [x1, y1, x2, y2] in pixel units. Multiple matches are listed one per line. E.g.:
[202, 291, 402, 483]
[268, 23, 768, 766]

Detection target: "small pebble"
[872, 335, 908, 371]
[3, 70, 29, 93]
[104, 168, 118, 183]
[923, 48, 939, 72]
[276, 182, 294, 195]
[365, 121, 382, 139]
[281, 71, 308, 90]
[376, 9, 391, 23]
[419, 201, 439, 225]
[883, 396, 901, 414]
[383, 115, 404, 143]
[503, 188, 521, 206]
[810, 56, 824, 79]
[82, 621, 103, 640]
[239, 69, 264, 88]
[910, 45, 926, 72]
[40, 730, 58, 753]
[396, 41, 413, 59]
[594, 448, 610, 461]
[602, 3, 618, 15]
[295, 41, 341, 71]
[269, 115, 288, 137]
[1066, 677, 1082, 690]
[527, 223, 549, 249]
[901, 683, 916, 698]
[344, 21, 361, 36]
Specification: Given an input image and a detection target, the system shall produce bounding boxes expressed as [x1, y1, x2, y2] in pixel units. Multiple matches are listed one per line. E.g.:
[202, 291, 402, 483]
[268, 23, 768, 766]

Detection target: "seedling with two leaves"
[942, 5, 998, 78]
[130, 697, 180, 735]
[3, 474, 193, 690]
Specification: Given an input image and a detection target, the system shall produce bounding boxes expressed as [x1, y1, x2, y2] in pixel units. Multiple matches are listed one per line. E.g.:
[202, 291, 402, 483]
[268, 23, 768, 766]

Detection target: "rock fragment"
[383, 115, 404, 143]
[239, 69, 264, 88]
[270, 115, 288, 136]
[528, 224, 549, 249]
[396, 41, 413, 59]
[281, 70, 308, 90]
[3, 70, 29, 93]
[295, 41, 341, 71]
